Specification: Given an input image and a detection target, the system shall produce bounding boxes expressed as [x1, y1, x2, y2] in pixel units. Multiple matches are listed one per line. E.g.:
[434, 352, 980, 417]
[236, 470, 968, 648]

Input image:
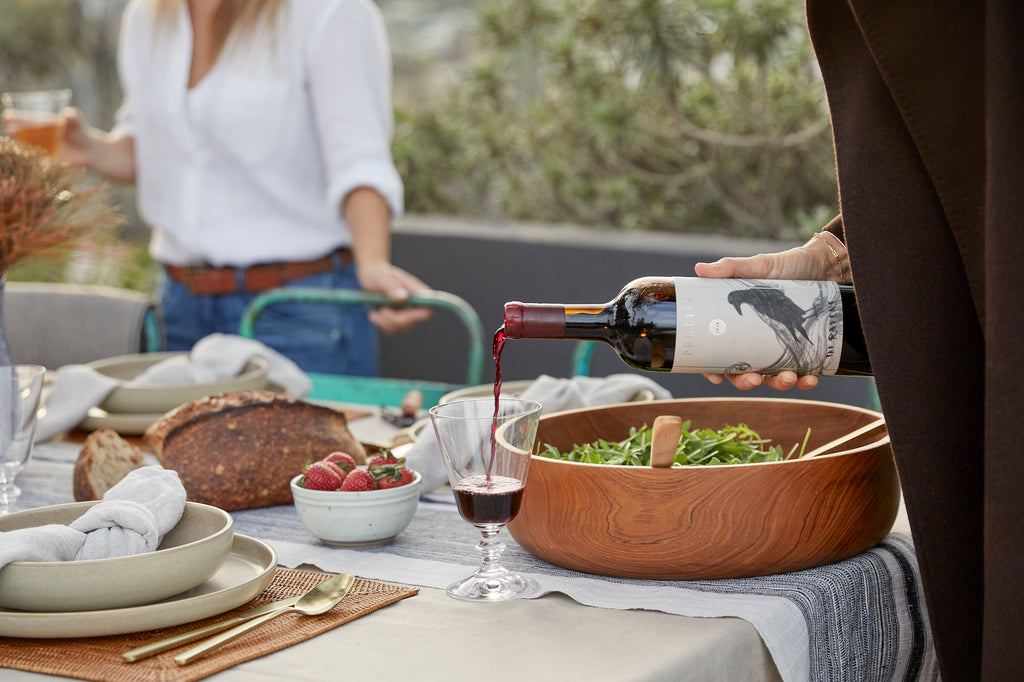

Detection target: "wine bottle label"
[672, 277, 843, 375]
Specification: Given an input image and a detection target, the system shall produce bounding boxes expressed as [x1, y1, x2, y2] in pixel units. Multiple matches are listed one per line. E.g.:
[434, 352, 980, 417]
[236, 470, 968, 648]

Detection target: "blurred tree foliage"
[0, 0, 837, 246]
[393, 0, 838, 240]
[0, 0, 127, 129]
[0, 0, 151, 289]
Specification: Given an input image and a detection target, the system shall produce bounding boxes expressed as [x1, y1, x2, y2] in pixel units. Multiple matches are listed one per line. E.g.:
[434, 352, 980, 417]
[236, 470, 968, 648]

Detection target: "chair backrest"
[4, 282, 161, 370]
[239, 287, 486, 406]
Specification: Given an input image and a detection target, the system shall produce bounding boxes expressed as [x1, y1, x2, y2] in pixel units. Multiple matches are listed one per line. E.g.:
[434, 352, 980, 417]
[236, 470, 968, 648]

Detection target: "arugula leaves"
[539, 421, 808, 466]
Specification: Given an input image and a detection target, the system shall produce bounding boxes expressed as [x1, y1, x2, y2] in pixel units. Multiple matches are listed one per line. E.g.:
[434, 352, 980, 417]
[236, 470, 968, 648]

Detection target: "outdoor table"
[1, 414, 930, 682]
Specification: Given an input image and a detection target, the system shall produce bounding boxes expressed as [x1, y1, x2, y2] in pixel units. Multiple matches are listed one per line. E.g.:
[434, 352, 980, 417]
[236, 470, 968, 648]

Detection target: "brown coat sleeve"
[806, 1, 1024, 678]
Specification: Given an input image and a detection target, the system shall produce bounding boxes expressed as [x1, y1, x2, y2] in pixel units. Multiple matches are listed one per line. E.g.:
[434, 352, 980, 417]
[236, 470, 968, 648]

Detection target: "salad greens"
[539, 421, 810, 466]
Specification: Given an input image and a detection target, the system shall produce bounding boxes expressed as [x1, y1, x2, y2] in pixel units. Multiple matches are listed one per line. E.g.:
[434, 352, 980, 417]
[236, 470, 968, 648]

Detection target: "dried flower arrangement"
[0, 137, 124, 273]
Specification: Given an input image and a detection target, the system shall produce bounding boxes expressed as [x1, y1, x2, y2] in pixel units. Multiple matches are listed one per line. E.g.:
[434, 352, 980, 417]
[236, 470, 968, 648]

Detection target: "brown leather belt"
[165, 248, 353, 295]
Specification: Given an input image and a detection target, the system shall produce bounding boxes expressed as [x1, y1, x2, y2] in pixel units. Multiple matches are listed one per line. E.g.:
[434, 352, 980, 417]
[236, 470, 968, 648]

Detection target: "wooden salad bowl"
[506, 397, 900, 580]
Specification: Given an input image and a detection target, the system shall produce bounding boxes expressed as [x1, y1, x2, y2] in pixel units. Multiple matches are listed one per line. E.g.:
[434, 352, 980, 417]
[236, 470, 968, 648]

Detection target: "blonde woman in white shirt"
[12, 0, 431, 375]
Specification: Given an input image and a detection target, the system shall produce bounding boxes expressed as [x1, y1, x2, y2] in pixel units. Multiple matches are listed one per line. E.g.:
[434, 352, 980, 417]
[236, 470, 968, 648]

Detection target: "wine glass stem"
[474, 525, 509, 577]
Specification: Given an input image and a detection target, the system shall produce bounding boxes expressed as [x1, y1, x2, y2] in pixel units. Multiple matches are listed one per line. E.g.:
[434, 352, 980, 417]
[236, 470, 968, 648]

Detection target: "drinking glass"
[0, 365, 46, 509]
[1, 89, 72, 156]
[429, 397, 542, 601]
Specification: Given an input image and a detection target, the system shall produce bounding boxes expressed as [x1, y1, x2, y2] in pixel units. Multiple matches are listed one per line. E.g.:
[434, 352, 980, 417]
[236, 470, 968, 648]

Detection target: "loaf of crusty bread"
[148, 391, 366, 511]
[144, 390, 286, 456]
[74, 428, 146, 501]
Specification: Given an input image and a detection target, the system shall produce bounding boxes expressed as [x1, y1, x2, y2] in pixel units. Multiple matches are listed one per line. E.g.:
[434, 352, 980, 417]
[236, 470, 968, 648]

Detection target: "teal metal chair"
[571, 340, 599, 376]
[239, 288, 487, 407]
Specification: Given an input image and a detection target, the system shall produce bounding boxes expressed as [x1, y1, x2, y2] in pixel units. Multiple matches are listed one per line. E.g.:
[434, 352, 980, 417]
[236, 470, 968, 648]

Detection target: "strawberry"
[339, 468, 377, 492]
[372, 464, 415, 489]
[302, 461, 344, 491]
[323, 451, 357, 473]
[367, 451, 402, 468]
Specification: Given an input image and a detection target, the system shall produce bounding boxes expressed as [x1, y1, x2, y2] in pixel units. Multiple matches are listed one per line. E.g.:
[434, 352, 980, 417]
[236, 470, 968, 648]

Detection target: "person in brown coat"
[696, 2, 1022, 679]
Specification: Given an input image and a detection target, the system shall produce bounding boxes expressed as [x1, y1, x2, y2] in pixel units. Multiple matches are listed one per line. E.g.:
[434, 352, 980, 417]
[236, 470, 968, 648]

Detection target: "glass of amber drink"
[1, 89, 72, 156]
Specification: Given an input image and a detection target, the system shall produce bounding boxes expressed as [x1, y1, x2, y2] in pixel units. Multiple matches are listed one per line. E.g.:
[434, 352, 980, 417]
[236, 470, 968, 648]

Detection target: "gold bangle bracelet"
[813, 231, 848, 282]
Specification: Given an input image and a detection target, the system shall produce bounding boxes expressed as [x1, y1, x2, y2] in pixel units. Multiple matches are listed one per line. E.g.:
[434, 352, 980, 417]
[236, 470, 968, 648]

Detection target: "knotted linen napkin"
[0, 466, 186, 569]
[35, 333, 312, 442]
[404, 373, 673, 496]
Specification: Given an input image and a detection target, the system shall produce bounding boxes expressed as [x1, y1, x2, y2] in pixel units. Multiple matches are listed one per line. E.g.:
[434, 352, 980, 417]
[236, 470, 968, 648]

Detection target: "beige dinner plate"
[77, 381, 291, 436]
[79, 407, 164, 435]
[437, 380, 536, 404]
[438, 380, 657, 404]
[0, 534, 277, 638]
[88, 352, 269, 415]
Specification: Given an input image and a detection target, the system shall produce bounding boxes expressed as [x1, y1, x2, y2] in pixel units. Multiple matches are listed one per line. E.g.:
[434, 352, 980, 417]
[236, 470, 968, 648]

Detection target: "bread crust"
[153, 394, 366, 511]
[145, 390, 286, 456]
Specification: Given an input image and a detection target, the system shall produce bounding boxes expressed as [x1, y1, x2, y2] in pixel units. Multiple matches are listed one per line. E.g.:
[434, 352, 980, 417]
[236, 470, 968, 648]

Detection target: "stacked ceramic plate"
[0, 501, 277, 638]
[80, 351, 270, 435]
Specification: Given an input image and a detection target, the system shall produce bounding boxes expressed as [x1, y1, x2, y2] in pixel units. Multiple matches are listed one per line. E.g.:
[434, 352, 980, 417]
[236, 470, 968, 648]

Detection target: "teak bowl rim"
[533, 395, 886, 469]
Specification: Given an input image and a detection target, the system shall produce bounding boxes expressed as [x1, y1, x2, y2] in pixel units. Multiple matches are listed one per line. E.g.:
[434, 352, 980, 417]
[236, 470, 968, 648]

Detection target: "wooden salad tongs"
[801, 417, 888, 459]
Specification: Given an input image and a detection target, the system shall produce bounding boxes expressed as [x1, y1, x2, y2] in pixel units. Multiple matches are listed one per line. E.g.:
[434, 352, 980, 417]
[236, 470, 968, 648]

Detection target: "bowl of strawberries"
[290, 451, 421, 548]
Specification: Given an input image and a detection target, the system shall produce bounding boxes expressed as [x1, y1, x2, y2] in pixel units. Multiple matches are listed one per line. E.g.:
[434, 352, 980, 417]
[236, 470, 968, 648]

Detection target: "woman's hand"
[3, 107, 138, 183]
[344, 187, 433, 333]
[694, 235, 849, 392]
[54, 108, 95, 168]
[356, 261, 433, 334]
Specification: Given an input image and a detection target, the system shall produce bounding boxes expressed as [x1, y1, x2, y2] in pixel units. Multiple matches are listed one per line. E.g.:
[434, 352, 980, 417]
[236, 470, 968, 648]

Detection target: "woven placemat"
[0, 568, 418, 682]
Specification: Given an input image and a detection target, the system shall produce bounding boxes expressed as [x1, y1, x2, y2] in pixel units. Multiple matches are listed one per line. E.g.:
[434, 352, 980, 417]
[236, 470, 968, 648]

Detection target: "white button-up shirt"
[114, 0, 404, 267]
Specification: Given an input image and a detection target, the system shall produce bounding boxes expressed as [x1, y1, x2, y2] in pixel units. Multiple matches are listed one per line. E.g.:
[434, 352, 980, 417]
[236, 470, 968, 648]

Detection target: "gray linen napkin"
[0, 466, 186, 569]
[404, 374, 673, 496]
[35, 333, 313, 442]
[134, 333, 313, 397]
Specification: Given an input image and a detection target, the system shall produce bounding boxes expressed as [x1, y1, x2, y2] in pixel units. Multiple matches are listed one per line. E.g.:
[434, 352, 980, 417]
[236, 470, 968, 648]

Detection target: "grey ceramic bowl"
[0, 501, 234, 612]
[88, 352, 269, 415]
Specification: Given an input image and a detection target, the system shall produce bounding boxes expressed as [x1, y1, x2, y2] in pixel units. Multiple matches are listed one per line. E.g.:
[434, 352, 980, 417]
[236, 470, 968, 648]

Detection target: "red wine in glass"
[454, 474, 524, 525]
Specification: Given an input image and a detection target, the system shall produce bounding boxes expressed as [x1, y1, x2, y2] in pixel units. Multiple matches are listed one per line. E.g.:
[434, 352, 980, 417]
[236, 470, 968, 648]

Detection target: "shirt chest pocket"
[206, 78, 289, 164]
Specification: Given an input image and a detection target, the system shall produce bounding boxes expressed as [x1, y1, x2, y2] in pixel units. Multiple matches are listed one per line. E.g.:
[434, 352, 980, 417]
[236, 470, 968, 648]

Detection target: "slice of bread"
[73, 428, 146, 501]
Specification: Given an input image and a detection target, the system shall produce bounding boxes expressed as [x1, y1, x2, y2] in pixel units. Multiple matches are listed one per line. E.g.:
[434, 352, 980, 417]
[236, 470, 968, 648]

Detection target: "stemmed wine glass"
[0, 365, 46, 510]
[429, 397, 542, 601]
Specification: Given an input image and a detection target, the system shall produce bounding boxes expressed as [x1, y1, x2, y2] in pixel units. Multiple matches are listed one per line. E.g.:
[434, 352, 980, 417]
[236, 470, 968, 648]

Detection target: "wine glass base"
[446, 571, 539, 601]
[0, 483, 22, 507]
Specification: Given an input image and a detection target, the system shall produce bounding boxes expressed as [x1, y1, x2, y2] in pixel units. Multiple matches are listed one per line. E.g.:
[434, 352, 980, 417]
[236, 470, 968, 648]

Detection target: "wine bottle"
[503, 276, 871, 376]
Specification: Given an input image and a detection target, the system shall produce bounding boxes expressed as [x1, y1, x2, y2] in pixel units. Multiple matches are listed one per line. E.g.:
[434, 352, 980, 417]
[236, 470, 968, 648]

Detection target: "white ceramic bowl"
[290, 471, 421, 548]
[0, 501, 234, 611]
[88, 352, 269, 415]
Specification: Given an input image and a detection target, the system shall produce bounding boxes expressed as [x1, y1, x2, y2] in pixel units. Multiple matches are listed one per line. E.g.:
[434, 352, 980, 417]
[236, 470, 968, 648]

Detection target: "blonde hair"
[154, 0, 284, 59]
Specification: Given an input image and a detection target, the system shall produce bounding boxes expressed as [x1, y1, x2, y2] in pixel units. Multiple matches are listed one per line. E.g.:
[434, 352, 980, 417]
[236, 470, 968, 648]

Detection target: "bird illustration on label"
[723, 281, 839, 375]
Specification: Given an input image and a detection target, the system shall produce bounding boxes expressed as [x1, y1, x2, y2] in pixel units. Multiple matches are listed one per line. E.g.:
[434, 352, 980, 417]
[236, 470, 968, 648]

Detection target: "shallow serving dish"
[507, 397, 899, 580]
[0, 500, 234, 612]
[88, 351, 269, 415]
[290, 470, 421, 548]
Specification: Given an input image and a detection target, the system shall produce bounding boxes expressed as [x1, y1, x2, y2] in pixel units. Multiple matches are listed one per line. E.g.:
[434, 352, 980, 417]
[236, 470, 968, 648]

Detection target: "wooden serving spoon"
[650, 415, 683, 468]
[801, 417, 888, 459]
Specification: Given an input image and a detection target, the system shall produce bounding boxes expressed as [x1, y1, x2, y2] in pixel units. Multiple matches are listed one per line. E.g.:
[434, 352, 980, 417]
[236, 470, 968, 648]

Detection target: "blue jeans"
[158, 256, 379, 377]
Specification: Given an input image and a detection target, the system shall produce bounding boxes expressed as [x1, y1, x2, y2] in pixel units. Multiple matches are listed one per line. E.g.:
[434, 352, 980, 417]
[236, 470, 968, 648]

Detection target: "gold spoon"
[174, 572, 355, 666]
